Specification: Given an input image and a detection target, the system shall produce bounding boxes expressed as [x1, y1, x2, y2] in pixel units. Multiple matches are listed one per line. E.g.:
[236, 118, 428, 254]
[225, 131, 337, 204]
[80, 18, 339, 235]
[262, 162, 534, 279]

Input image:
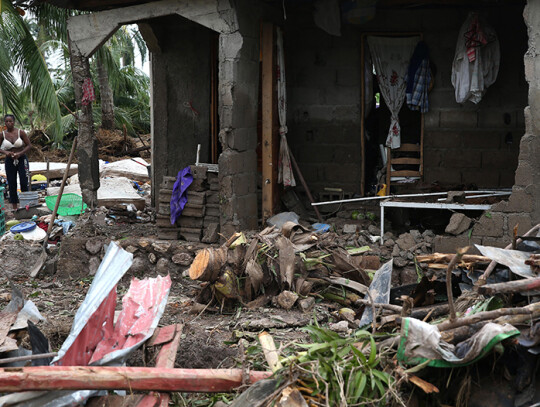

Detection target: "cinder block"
[424, 111, 440, 129]
[440, 110, 477, 128]
[424, 131, 461, 148]
[502, 189, 534, 213]
[514, 162, 533, 186]
[424, 167, 461, 185]
[336, 68, 360, 87]
[507, 213, 534, 235]
[473, 212, 504, 238]
[477, 110, 516, 128]
[433, 234, 481, 254]
[481, 151, 518, 170]
[333, 105, 360, 123]
[481, 236, 512, 248]
[441, 149, 481, 169]
[463, 131, 502, 149]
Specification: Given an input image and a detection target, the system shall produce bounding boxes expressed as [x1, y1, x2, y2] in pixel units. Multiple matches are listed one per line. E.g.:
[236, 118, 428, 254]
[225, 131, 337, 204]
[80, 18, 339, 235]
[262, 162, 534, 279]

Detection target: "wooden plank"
[390, 157, 421, 165]
[397, 143, 421, 152]
[389, 170, 421, 177]
[261, 22, 276, 222]
[137, 324, 183, 407]
[0, 367, 272, 392]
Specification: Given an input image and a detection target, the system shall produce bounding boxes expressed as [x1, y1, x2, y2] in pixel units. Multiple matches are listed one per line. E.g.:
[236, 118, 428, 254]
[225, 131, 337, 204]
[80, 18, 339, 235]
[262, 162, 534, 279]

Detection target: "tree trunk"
[68, 35, 99, 207]
[97, 54, 115, 130]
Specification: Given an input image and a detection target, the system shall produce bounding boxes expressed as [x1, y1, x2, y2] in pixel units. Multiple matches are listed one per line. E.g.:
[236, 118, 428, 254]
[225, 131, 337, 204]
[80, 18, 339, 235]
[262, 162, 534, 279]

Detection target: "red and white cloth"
[81, 77, 95, 106]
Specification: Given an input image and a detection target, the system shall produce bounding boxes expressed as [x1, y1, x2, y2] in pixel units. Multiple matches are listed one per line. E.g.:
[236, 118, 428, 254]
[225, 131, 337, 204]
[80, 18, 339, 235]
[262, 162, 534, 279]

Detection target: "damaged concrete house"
[22, 0, 538, 246]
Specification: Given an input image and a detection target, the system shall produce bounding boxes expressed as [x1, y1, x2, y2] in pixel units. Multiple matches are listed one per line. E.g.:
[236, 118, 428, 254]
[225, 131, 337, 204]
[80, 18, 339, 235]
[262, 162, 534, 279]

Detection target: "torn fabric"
[170, 166, 193, 225]
[398, 318, 519, 367]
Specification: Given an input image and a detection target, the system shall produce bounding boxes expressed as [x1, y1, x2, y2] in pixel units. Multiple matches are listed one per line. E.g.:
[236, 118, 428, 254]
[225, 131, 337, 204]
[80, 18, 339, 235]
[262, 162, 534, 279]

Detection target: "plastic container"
[10, 221, 36, 234]
[0, 186, 4, 212]
[19, 191, 39, 207]
[45, 193, 87, 216]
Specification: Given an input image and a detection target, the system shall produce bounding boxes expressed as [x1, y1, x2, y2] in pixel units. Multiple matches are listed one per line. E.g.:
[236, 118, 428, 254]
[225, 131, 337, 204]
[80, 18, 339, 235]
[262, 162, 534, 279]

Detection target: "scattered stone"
[328, 320, 350, 333]
[172, 252, 193, 266]
[138, 239, 150, 248]
[400, 268, 418, 285]
[383, 231, 394, 240]
[276, 290, 299, 310]
[399, 250, 407, 258]
[298, 297, 315, 312]
[410, 229, 422, 242]
[202, 223, 220, 243]
[152, 242, 171, 254]
[343, 224, 358, 234]
[89, 257, 101, 276]
[148, 252, 157, 264]
[368, 225, 380, 235]
[129, 257, 146, 275]
[384, 238, 395, 248]
[156, 258, 170, 274]
[406, 252, 414, 260]
[422, 229, 435, 238]
[396, 233, 416, 251]
[125, 245, 138, 254]
[85, 239, 102, 255]
[393, 257, 409, 268]
[445, 213, 472, 236]
[392, 245, 400, 257]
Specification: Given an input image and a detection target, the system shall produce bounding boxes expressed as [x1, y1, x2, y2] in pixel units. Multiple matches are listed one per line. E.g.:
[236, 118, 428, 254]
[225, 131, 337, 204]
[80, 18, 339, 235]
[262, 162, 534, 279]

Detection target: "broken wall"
[285, 4, 526, 195]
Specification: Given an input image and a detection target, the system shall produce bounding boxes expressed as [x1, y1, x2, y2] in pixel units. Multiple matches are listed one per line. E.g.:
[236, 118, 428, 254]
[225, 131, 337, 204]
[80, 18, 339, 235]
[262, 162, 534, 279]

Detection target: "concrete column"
[68, 37, 99, 207]
[218, 30, 260, 235]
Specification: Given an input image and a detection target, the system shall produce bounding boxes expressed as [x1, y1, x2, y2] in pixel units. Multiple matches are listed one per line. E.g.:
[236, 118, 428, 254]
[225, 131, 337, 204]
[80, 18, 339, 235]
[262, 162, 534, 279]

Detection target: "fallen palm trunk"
[416, 253, 490, 263]
[476, 276, 540, 295]
[0, 366, 272, 392]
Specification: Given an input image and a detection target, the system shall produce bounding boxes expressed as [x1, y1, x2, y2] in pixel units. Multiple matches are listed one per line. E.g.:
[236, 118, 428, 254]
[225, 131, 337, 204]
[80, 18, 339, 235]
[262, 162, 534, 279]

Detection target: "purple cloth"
[170, 166, 193, 225]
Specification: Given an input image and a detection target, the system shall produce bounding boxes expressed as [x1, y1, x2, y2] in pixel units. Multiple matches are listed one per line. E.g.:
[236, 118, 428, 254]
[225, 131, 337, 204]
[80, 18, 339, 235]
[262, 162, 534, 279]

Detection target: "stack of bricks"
[156, 176, 180, 240]
[155, 167, 220, 242]
[178, 165, 220, 243]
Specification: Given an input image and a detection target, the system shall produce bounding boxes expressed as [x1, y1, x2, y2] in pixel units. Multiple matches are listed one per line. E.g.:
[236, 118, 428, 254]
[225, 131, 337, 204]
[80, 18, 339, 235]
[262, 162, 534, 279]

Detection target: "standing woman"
[0, 115, 32, 209]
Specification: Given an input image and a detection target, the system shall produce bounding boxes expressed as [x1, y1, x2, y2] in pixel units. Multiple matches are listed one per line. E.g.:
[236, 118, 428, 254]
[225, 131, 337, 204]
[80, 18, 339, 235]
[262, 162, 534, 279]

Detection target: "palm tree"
[0, 0, 62, 137]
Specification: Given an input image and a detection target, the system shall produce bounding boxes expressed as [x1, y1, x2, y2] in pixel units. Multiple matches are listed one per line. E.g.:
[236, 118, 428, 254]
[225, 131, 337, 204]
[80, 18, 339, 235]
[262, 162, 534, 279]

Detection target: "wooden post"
[261, 22, 277, 222]
[210, 33, 219, 164]
[0, 366, 272, 393]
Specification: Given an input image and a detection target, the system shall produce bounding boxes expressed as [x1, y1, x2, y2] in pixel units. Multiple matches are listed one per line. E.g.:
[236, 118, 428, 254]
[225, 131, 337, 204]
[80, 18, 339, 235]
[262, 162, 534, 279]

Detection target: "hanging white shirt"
[452, 12, 500, 104]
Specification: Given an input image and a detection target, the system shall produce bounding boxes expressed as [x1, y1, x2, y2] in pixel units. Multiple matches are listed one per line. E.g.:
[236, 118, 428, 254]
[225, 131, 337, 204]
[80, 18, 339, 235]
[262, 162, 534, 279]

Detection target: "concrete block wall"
[284, 4, 527, 195]
[477, 0, 540, 241]
[285, 12, 362, 194]
[420, 5, 527, 188]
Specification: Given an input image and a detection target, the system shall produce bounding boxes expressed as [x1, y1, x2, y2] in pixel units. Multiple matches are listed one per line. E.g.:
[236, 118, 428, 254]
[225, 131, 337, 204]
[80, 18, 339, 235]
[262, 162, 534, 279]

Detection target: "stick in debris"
[476, 276, 540, 295]
[478, 223, 540, 283]
[436, 301, 540, 331]
[446, 247, 469, 321]
[0, 352, 58, 366]
[0, 366, 272, 392]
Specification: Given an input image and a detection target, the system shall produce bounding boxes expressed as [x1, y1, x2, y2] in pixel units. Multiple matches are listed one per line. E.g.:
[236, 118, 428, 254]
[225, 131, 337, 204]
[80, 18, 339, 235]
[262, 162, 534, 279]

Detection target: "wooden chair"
[385, 143, 423, 194]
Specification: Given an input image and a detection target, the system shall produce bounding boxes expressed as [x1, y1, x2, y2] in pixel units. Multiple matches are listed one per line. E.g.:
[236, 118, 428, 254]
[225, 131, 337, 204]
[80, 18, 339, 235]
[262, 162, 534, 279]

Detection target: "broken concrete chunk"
[85, 239, 102, 255]
[328, 320, 350, 333]
[396, 233, 416, 251]
[156, 258, 170, 275]
[410, 229, 422, 242]
[384, 238, 395, 248]
[446, 191, 466, 203]
[392, 245, 400, 257]
[368, 225, 380, 235]
[172, 252, 193, 266]
[342, 224, 358, 234]
[393, 257, 409, 268]
[89, 257, 100, 276]
[276, 290, 299, 310]
[152, 242, 171, 254]
[125, 245, 138, 254]
[129, 257, 146, 275]
[202, 223, 220, 244]
[445, 213, 472, 236]
[298, 297, 315, 313]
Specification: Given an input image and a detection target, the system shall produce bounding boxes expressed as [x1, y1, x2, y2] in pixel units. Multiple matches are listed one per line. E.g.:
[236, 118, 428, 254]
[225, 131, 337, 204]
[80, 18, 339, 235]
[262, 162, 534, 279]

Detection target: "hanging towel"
[452, 12, 499, 104]
[406, 41, 431, 113]
[170, 166, 193, 225]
